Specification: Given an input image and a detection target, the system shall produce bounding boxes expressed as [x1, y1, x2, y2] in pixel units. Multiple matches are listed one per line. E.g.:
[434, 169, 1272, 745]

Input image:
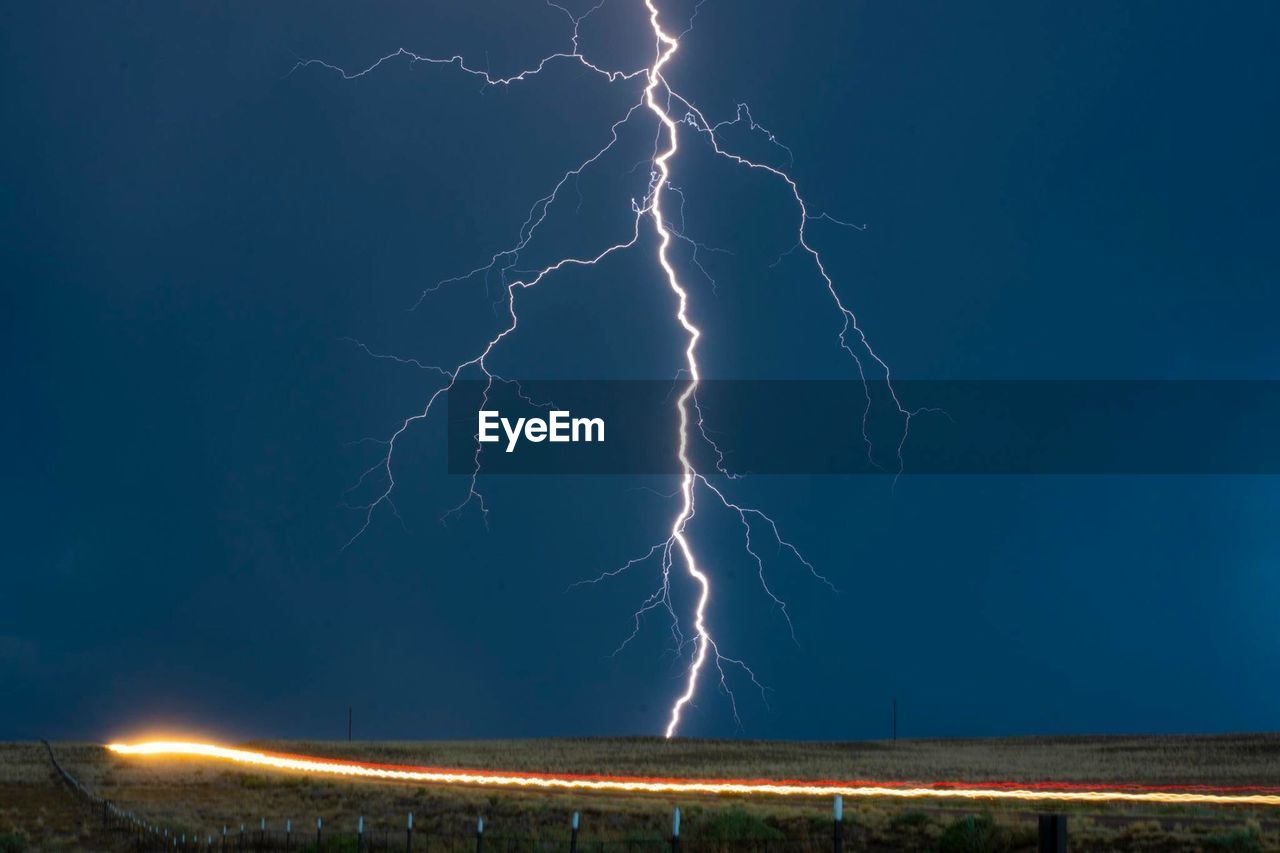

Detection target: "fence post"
[357, 815, 365, 852]
[407, 812, 414, 852]
[1038, 814, 1067, 853]
[238, 823, 244, 852]
[476, 816, 485, 853]
[570, 811, 580, 853]
[316, 817, 323, 850]
[222, 825, 227, 852]
[671, 808, 681, 853]
[286, 818, 292, 852]
[833, 795, 843, 853]
[260, 817, 266, 848]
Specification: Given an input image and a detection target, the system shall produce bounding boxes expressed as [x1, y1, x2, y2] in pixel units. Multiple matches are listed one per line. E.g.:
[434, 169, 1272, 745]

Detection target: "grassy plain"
[3, 734, 1279, 851]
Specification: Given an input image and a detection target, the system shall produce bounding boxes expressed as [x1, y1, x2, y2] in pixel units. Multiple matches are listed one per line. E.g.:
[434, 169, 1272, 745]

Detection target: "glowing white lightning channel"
[303, 0, 915, 737]
[638, 0, 710, 740]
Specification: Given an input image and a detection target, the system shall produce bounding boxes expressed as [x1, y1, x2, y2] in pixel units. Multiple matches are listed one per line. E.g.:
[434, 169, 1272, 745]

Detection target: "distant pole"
[671, 807, 681, 853]
[476, 816, 485, 853]
[348, 706, 353, 741]
[407, 811, 414, 852]
[892, 698, 898, 743]
[570, 811, 580, 853]
[833, 796, 843, 853]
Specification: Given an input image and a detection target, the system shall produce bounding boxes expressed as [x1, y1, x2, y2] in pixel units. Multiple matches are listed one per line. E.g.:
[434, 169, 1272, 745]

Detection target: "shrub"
[697, 807, 783, 842]
[0, 834, 27, 853]
[1204, 826, 1263, 852]
[235, 772, 271, 790]
[937, 814, 1008, 853]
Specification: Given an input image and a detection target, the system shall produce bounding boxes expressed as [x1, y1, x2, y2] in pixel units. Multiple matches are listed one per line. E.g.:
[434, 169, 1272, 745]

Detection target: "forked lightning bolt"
[296, 0, 912, 737]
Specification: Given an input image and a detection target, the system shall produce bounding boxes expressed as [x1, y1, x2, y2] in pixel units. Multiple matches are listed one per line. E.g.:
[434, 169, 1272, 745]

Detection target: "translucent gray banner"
[446, 380, 1280, 475]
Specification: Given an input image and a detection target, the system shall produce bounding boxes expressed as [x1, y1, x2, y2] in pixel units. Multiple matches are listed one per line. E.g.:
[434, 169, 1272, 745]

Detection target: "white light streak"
[107, 742, 1280, 807]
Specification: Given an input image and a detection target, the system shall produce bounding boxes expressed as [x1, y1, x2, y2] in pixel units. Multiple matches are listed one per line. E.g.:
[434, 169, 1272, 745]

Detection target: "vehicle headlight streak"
[294, 0, 917, 736]
[106, 742, 1280, 807]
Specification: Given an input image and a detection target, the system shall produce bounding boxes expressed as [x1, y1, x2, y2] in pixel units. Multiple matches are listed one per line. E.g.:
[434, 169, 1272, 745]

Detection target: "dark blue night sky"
[3, 1, 1278, 742]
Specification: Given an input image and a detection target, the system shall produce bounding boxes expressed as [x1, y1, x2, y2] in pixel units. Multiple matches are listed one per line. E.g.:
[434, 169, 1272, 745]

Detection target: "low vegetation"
[3, 735, 1278, 850]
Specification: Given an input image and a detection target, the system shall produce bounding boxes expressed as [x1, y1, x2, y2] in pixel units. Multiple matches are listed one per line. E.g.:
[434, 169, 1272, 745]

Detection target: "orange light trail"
[106, 742, 1280, 807]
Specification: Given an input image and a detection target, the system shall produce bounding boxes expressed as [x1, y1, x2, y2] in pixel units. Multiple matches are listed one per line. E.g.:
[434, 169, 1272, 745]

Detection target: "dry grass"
[257, 732, 1280, 786]
[0, 744, 111, 851]
[4, 736, 1280, 851]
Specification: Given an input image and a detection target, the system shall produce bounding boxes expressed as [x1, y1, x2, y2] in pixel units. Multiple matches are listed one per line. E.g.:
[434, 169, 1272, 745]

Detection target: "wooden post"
[570, 811, 580, 853]
[833, 795, 843, 853]
[671, 807, 681, 853]
[1038, 814, 1067, 853]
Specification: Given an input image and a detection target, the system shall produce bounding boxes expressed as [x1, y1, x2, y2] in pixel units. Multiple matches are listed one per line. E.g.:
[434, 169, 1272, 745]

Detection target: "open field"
[4, 735, 1280, 851]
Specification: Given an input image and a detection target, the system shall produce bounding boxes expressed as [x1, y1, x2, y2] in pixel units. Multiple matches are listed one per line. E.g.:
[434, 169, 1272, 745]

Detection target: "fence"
[41, 741, 1068, 852]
